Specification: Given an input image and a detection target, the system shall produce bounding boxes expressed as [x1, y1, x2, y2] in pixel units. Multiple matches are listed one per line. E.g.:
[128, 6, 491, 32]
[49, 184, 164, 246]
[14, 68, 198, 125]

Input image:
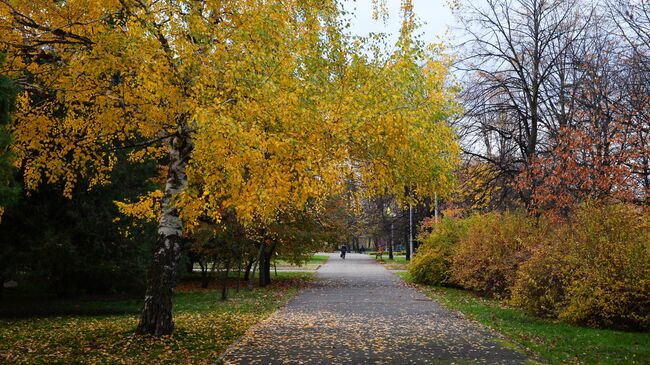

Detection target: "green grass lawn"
[307, 254, 330, 264]
[375, 255, 408, 270]
[0, 272, 313, 364]
[397, 272, 650, 365]
[274, 254, 329, 269]
[191, 254, 329, 272]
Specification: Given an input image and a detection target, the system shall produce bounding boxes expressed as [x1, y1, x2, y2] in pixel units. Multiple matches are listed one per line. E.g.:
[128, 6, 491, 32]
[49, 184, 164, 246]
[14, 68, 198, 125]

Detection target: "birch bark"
[137, 131, 192, 335]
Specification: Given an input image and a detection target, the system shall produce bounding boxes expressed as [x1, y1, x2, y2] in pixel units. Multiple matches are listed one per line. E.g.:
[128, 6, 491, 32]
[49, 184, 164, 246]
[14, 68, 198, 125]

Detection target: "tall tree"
[1, 0, 459, 334]
[610, 0, 650, 204]
[0, 51, 18, 218]
[0, 51, 18, 296]
[455, 0, 592, 205]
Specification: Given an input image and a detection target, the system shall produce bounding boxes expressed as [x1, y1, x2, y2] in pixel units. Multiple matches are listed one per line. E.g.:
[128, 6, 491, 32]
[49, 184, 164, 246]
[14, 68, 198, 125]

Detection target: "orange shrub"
[450, 211, 539, 298]
[559, 202, 649, 330]
[510, 226, 572, 318]
[410, 201, 649, 330]
[512, 202, 650, 330]
[409, 217, 467, 285]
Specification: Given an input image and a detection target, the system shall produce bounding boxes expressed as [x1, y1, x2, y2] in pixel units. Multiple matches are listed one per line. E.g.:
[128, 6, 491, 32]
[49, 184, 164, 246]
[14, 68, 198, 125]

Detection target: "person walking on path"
[340, 244, 348, 259]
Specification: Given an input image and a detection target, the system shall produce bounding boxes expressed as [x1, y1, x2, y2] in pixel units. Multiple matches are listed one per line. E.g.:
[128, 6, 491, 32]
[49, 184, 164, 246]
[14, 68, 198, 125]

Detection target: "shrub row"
[408, 201, 650, 331]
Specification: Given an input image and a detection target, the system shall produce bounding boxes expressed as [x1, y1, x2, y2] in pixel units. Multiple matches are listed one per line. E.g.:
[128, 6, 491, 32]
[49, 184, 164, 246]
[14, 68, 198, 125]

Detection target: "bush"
[510, 226, 571, 318]
[408, 218, 467, 285]
[407, 202, 650, 331]
[450, 211, 538, 298]
[512, 202, 650, 330]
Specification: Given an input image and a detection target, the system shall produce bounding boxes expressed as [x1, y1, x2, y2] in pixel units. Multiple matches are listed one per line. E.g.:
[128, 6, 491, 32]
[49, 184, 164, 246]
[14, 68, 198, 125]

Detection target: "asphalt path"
[219, 253, 533, 364]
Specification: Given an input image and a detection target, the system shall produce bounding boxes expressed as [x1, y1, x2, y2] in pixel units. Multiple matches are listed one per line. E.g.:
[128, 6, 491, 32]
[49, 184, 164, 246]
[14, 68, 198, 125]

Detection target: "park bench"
[375, 251, 384, 260]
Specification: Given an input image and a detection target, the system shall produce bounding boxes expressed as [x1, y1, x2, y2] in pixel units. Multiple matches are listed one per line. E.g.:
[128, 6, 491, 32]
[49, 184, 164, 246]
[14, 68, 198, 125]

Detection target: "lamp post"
[386, 206, 395, 260]
[408, 202, 413, 260]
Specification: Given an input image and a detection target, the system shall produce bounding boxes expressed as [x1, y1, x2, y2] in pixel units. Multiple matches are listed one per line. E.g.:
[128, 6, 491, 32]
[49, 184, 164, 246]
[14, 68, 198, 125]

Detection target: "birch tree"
[0, 0, 460, 335]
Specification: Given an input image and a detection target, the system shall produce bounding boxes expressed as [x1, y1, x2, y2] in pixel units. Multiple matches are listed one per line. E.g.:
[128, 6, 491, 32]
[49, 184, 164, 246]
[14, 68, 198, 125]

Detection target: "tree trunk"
[221, 259, 230, 301]
[248, 242, 265, 289]
[388, 218, 394, 260]
[258, 251, 269, 287]
[236, 245, 243, 293]
[137, 131, 192, 336]
[405, 217, 411, 261]
[259, 241, 276, 287]
[243, 259, 254, 281]
[199, 260, 209, 289]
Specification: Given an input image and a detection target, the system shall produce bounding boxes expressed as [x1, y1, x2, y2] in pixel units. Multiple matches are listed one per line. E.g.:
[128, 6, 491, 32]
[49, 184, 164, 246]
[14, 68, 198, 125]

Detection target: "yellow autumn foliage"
[0, 0, 460, 229]
[409, 201, 649, 330]
[511, 202, 650, 330]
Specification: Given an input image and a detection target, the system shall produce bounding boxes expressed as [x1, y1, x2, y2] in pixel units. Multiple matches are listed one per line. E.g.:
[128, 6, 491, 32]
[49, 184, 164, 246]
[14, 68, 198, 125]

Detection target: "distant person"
[340, 244, 348, 259]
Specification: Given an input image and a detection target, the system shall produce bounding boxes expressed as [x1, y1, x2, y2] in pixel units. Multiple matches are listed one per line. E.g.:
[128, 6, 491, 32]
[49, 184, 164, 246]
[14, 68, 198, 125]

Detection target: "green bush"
[512, 202, 650, 330]
[450, 211, 538, 299]
[408, 218, 467, 285]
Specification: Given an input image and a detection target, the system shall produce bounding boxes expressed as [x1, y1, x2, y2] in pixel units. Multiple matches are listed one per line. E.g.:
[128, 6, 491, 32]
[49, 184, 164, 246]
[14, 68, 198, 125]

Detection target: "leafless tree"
[453, 0, 595, 206]
[608, 0, 650, 202]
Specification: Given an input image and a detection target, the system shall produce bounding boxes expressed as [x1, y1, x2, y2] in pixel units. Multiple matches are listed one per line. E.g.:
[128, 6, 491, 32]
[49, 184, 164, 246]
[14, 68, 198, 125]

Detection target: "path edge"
[393, 271, 546, 364]
[213, 267, 324, 365]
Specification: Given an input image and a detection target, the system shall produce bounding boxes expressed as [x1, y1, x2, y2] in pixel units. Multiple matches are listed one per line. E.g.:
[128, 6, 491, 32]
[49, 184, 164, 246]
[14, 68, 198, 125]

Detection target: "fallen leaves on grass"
[0, 278, 309, 364]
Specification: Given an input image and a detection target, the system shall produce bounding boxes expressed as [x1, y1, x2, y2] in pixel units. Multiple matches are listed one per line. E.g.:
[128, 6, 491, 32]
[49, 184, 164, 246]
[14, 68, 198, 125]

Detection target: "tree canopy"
[0, 0, 459, 334]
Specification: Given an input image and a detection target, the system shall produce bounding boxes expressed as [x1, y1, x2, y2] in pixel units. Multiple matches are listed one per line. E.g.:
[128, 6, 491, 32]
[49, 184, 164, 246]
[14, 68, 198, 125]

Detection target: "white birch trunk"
[137, 131, 192, 335]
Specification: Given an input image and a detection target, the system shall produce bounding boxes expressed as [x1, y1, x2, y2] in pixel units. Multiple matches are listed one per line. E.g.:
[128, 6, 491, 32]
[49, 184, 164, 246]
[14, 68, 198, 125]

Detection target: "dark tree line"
[185, 198, 349, 295]
[0, 159, 159, 299]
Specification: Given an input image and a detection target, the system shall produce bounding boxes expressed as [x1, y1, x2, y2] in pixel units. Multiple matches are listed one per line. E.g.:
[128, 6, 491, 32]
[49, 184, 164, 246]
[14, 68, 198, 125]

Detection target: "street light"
[407, 193, 436, 261]
[408, 202, 413, 260]
[386, 206, 396, 260]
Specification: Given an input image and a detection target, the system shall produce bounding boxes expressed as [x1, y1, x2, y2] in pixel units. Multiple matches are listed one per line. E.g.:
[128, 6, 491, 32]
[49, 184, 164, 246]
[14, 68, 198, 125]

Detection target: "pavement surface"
[218, 253, 533, 364]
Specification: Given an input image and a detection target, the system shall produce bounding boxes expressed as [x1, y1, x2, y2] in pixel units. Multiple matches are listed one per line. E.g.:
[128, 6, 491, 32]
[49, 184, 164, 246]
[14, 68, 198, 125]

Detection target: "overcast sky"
[341, 0, 458, 45]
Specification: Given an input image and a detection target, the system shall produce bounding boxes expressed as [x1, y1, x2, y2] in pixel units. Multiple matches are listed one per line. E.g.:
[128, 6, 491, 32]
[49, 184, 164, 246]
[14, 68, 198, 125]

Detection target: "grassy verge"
[274, 254, 330, 270]
[375, 255, 408, 270]
[397, 272, 650, 365]
[307, 254, 330, 264]
[0, 272, 313, 364]
[192, 254, 330, 272]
